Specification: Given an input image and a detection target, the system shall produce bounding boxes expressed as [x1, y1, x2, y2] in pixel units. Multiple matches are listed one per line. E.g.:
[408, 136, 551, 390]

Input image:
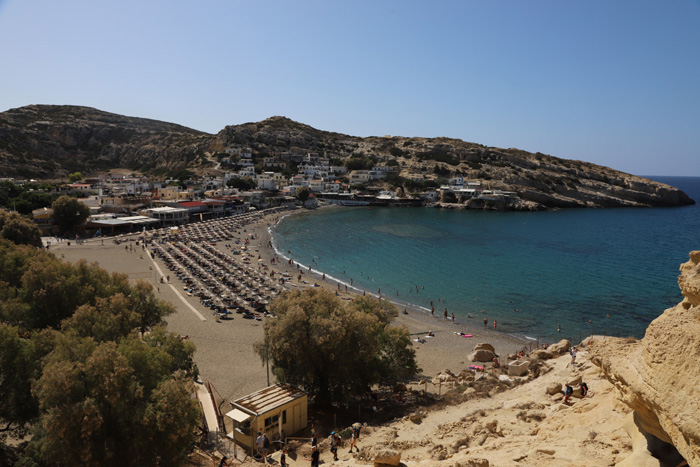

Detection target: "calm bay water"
[271, 176, 699, 343]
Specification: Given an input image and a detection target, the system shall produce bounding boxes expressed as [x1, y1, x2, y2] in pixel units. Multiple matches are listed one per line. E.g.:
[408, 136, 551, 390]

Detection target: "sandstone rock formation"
[469, 349, 496, 363]
[590, 251, 700, 466]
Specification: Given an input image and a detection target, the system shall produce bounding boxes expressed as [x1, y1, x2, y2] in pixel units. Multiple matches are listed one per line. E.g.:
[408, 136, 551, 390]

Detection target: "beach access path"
[50, 208, 529, 403]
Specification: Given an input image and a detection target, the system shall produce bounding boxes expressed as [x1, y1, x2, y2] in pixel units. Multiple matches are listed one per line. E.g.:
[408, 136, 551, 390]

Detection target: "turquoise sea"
[271, 176, 699, 344]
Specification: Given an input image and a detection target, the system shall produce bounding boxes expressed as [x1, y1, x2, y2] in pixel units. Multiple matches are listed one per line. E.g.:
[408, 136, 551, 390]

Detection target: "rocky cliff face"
[0, 106, 694, 209]
[591, 251, 700, 466]
[0, 105, 209, 178]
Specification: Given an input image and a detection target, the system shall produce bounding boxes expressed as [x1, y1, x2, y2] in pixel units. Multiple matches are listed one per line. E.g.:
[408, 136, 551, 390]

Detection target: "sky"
[1, 0, 699, 176]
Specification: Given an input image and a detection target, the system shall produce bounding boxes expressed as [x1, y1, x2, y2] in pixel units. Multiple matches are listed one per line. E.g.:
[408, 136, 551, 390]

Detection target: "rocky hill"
[0, 105, 210, 178]
[0, 105, 694, 209]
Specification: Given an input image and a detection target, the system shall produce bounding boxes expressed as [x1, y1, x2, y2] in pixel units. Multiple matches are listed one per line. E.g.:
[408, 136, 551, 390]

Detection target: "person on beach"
[431, 306, 435, 316]
[451, 312, 455, 322]
[444, 308, 448, 319]
[493, 320, 497, 330]
[570, 346, 577, 365]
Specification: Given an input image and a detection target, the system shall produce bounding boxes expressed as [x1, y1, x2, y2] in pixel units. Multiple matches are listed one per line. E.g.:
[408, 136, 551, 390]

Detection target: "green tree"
[0, 325, 44, 436]
[0, 181, 22, 208]
[51, 195, 90, 233]
[255, 289, 419, 405]
[345, 155, 375, 171]
[0, 211, 42, 247]
[296, 186, 310, 207]
[0, 241, 198, 464]
[68, 172, 82, 183]
[21, 334, 200, 467]
[226, 176, 257, 190]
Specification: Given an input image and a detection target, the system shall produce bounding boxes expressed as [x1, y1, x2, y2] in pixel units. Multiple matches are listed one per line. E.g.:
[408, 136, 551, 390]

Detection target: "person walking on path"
[564, 384, 573, 403]
[570, 346, 577, 366]
[256, 431, 264, 458]
[309, 445, 320, 467]
[349, 425, 360, 453]
[280, 448, 289, 467]
[330, 431, 340, 461]
[262, 433, 270, 463]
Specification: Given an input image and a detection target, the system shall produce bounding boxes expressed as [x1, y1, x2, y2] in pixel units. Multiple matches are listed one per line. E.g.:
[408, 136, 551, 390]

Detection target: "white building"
[238, 167, 256, 178]
[143, 206, 189, 225]
[349, 170, 371, 184]
[256, 172, 278, 191]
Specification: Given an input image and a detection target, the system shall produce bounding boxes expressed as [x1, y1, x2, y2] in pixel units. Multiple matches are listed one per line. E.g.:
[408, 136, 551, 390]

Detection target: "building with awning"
[226, 384, 307, 454]
[142, 206, 188, 225]
[85, 215, 160, 234]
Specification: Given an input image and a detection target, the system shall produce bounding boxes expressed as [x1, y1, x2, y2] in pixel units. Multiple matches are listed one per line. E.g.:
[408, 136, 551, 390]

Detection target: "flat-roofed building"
[143, 206, 188, 225]
[226, 384, 307, 454]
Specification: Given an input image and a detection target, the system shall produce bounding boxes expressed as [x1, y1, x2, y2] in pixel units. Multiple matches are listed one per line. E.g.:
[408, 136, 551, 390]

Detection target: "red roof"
[179, 201, 206, 207]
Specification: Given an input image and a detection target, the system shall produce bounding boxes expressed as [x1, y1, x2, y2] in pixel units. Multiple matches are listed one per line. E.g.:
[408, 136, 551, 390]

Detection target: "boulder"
[548, 339, 571, 356]
[498, 374, 513, 383]
[530, 349, 554, 360]
[372, 446, 401, 466]
[567, 375, 582, 386]
[434, 369, 456, 383]
[546, 382, 562, 395]
[468, 349, 496, 362]
[473, 342, 495, 353]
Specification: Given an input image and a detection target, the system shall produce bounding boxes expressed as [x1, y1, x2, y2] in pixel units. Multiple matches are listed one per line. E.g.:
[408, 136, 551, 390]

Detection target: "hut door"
[293, 404, 300, 432]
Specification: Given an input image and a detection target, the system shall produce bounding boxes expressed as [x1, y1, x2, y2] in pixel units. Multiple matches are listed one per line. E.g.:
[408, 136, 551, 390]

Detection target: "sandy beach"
[50, 207, 530, 404]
